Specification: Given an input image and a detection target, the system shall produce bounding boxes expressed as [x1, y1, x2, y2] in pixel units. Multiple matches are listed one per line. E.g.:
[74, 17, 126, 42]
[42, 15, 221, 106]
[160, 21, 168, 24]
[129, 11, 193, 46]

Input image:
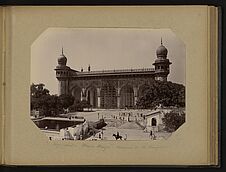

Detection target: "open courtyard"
[64, 109, 172, 141]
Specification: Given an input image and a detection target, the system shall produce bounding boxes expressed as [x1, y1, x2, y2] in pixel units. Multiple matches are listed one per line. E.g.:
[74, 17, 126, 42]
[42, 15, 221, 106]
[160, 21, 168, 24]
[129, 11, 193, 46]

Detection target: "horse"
[112, 132, 123, 140]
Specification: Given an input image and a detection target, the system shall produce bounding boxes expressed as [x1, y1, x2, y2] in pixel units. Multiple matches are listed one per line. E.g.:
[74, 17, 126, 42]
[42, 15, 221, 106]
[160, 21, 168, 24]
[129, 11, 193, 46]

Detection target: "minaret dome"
[58, 47, 67, 66]
[156, 38, 168, 58]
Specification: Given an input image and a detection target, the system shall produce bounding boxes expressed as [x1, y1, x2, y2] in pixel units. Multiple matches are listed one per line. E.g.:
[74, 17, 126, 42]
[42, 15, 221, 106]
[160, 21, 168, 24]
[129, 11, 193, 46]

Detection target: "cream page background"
[4, 6, 209, 165]
[0, 7, 3, 164]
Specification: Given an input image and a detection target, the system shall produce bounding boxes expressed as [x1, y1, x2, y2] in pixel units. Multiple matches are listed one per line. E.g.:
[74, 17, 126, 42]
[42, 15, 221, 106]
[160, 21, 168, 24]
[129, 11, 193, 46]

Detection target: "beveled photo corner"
[30, 28, 186, 141]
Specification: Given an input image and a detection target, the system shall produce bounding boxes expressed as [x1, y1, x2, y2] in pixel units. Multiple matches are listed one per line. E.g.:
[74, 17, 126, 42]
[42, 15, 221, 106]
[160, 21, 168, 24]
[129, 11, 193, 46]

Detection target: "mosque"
[55, 39, 172, 109]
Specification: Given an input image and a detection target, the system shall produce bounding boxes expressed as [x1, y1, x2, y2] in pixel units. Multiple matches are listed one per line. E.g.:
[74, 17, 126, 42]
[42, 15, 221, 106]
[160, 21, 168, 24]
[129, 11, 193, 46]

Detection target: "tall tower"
[55, 48, 71, 95]
[153, 39, 172, 81]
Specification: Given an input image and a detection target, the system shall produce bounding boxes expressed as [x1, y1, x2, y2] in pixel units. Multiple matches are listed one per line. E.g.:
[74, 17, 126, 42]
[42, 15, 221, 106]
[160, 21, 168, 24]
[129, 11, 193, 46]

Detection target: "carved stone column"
[133, 87, 138, 106]
[97, 88, 101, 108]
[117, 87, 121, 109]
[81, 88, 87, 101]
[65, 80, 69, 95]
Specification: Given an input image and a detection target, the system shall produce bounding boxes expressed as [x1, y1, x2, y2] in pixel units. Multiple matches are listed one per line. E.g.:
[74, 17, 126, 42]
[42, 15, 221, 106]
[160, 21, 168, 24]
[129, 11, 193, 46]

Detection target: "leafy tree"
[136, 81, 185, 109]
[81, 100, 92, 110]
[30, 83, 50, 98]
[68, 100, 82, 112]
[162, 111, 185, 132]
[30, 83, 50, 111]
[37, 94, 63, 116]
[68, 100, 92, 112]
[58, 94, 75, 109]
[30, 83, 63, 116]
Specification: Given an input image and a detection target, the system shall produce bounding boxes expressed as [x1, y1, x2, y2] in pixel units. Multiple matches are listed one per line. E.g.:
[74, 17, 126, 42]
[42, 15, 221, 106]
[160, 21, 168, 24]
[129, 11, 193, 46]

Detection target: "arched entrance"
[120, 85, 134, 108]
[151, 118, 157, 126]
[100, 83, 117, 109]
[86, 87, 97, 108]
[71, 86, 82, 102]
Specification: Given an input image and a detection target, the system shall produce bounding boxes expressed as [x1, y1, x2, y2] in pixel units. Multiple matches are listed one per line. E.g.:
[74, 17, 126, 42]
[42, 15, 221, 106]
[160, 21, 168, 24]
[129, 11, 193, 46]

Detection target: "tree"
[30, 83, 50, 98]
[68, 100, 92, 112]
[58, 94, 75, 109]
[37, 94, 63, 116]
[80, 100, 92, 110]
[68, 100, 83, 112]
[162, 111, 185, 132]
[136, 81, 185, 109]
[30, 83, 50, 111]
[30, 83, 63, 116]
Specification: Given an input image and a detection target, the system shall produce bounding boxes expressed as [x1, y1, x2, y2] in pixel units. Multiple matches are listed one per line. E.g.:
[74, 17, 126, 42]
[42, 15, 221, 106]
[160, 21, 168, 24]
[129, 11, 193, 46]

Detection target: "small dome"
[156, 44, 168, 57]
[58, 48, 67, 66]
[58, 54, 67, 66]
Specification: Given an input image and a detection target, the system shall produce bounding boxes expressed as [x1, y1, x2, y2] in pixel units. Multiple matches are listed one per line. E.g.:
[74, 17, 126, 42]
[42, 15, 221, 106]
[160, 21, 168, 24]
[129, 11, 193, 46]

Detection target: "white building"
[144, 107, 174, 132]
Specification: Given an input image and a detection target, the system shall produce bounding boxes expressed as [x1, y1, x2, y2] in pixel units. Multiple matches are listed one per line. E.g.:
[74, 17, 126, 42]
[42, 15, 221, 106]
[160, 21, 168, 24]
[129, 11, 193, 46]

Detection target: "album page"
[2, 6, 217, 165]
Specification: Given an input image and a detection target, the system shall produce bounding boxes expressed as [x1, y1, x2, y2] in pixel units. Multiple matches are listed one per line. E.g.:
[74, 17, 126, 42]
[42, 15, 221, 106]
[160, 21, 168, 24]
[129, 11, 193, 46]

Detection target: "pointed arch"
[120, 84, 134, 108]
[86, 86, 98, 108]
[151, 118, 157, 126]
[100, 83, 117, 109]
[71, 85, 82, 102]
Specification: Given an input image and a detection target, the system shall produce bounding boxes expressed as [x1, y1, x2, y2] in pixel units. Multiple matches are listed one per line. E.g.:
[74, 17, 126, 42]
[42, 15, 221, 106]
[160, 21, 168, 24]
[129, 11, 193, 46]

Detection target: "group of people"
[111, 112, 133, 122]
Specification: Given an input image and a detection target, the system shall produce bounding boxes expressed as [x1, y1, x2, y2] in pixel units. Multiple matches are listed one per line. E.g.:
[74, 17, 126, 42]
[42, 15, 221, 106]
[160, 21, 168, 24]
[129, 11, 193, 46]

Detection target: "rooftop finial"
[88, 64, 91, 72]
[161, 37, 163, 45]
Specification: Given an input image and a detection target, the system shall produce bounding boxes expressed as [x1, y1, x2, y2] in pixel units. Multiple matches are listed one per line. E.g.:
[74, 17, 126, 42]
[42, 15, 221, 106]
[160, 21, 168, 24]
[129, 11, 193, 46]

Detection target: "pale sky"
[31, 28, 185, 95]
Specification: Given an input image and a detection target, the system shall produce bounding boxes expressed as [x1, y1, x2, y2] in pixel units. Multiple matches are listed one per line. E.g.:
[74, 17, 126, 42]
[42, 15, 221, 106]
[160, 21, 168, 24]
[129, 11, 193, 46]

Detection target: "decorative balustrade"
[76, 68, 155, 75]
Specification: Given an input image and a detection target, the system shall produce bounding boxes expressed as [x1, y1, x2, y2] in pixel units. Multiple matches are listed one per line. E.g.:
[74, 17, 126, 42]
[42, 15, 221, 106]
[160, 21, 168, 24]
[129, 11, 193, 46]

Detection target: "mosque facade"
[55, 40, 172, 109]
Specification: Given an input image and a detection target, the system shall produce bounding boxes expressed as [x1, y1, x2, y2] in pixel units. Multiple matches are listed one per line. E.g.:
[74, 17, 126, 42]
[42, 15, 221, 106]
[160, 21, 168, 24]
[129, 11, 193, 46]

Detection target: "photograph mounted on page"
[30, 28, 186, 141]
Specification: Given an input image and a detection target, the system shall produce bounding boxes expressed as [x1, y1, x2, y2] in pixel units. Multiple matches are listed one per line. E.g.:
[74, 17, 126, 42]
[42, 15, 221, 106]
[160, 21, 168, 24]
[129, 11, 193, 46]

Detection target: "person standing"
[101, 130, 104, 140]
[150, 130, 153, 139]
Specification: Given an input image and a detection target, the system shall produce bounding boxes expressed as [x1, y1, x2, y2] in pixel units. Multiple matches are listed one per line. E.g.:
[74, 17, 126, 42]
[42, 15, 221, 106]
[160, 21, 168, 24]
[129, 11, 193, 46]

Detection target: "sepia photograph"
[30, 28, 186, 141]
[0, 5, 219, 166]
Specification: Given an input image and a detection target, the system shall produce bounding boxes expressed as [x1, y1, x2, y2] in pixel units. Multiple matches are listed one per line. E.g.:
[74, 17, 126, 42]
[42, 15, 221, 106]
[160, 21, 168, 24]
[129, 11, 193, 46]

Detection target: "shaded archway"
[120, 85, 134, 108]
[86, 86, 98, 108]
[151, 118, 157, 126]
[100, 83, 117, 109]
[71, 86, 82, 102]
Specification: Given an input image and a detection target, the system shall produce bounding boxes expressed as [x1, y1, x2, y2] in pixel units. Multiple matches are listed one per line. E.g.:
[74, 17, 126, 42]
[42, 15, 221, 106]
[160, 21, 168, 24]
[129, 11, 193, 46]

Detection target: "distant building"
[55, 40, 172, 109]
[144, 107, 185, 132]
[144, 107, 171, 132]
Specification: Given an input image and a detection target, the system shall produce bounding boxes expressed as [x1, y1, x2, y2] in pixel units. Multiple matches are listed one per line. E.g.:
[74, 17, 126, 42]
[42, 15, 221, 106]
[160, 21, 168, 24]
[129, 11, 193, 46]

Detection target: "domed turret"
[156, 45, 168, 57]
[58, 48, 67, 66]
[55, 47, 71, 96]
[156, 38, 168, 58]
[153, 38, 172, 82]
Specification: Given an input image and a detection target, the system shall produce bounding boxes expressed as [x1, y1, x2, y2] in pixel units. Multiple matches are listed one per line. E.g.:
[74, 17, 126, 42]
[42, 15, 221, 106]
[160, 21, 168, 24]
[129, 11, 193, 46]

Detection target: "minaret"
[153, 38, 172, 81]
[55, 47, 70, 95]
